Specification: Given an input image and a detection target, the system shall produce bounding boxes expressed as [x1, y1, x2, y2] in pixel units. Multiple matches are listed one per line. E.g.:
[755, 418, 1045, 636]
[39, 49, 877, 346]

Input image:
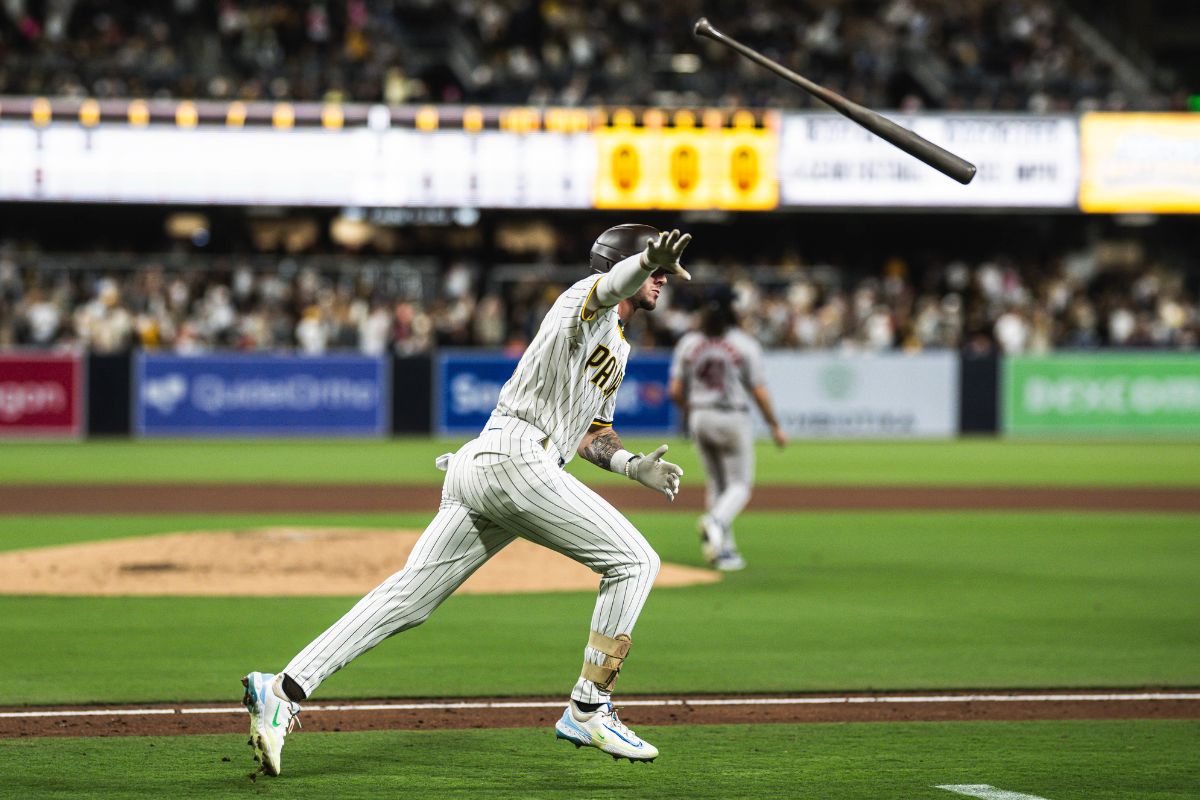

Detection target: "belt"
[483, 415, 566, 468]
[692, 403, 749, 413]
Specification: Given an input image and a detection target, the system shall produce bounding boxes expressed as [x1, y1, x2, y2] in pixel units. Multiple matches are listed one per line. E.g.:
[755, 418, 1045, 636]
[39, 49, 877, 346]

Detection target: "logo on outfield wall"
[818, 364, 856, 400]
[1005, 354, 1200, 433]
[143, 374, 187, 415]
[438, 352, 677, 434]
[137, 354, 388, 437]
[0, 354, 82, 438]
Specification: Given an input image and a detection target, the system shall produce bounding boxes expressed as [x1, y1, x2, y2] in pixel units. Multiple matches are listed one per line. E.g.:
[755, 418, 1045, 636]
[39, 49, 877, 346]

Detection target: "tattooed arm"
[578, 424, 626, 471]
[578, 423, 683, 501]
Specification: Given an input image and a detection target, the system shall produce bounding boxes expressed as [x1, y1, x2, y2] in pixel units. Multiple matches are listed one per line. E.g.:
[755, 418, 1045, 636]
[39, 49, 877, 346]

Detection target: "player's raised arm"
[585, 229, 692, 318]
[578, 423, 683, 502]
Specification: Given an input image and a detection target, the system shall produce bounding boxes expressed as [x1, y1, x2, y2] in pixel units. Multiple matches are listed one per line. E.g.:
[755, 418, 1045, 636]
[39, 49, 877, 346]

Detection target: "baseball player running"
[242, 224, 691, 776]
[669, 286, 787, 571]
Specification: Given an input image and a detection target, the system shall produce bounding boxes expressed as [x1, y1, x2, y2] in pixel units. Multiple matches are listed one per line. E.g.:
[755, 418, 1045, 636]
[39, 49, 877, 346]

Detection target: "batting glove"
[640, 229, 692, 280]
[626, 444, 684, 501]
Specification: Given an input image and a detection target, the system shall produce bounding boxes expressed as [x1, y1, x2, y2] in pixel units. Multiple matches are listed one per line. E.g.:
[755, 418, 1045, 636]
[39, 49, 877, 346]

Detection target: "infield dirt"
[3, 483, 1198, 513]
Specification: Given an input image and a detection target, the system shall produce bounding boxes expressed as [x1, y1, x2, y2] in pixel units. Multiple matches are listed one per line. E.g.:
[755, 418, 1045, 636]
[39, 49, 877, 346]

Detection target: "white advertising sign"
[0, 122, 593, 208]
[780, 114, 1078, 208]
[760, 352, 959, 438]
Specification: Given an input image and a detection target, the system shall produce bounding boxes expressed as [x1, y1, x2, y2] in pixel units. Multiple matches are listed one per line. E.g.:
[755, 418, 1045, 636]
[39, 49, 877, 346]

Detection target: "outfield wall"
[3, 349, 1198, 439]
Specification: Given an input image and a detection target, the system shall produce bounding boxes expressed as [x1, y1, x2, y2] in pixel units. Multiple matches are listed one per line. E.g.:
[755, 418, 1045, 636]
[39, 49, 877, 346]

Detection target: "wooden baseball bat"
[693, 17, 977, 185]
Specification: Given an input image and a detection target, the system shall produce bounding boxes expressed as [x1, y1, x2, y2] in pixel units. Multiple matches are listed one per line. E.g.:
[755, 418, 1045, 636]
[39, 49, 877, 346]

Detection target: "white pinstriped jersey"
[493, 273, 630, 463]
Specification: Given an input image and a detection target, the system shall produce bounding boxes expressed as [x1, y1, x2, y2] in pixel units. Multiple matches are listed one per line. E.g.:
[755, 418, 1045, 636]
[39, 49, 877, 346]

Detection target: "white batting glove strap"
[640, 229, 693, 281]
[627, 444, 684, 502]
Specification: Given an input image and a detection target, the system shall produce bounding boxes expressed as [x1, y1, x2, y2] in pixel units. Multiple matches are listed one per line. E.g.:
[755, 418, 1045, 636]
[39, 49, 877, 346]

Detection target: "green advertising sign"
[1004, 354, 1200, 434]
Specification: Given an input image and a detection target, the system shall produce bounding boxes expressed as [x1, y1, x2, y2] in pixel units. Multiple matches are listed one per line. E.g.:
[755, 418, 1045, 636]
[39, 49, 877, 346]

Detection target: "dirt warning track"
[2, 691, 1197, 739]
[2, 483, 1198, 514]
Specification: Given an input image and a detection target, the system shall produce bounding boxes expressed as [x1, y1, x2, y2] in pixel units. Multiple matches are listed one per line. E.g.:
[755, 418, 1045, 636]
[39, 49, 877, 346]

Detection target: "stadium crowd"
[1, 243, 1195, 356]
[0, 0, 1175, 112]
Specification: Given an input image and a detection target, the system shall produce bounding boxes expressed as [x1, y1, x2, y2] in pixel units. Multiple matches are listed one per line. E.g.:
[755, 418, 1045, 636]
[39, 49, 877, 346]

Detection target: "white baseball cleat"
[714, 549, 747, 571]
[555, 700, 659, 762]
[242, 671, 301, 777]
[698, 515, 723, 566]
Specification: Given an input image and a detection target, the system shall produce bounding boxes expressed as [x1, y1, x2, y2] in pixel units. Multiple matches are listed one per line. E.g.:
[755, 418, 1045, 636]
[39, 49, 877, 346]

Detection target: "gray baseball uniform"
[283, 272, 658, 705]
[670, 328, 766, 542]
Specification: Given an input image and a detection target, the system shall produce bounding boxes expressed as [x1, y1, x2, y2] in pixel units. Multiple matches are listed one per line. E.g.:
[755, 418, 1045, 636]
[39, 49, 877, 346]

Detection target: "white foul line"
[938, 784, 1053, 800]
[1, 690, 1196, 720]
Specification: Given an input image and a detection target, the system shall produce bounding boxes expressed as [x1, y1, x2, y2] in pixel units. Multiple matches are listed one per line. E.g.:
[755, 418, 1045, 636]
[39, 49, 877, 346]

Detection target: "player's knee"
[728, 482, 752, 505]
[639, 548, 661, 581]
[607, 547, 659, 582]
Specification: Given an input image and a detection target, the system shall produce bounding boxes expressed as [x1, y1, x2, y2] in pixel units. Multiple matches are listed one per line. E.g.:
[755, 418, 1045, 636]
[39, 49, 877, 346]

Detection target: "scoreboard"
[0, 97, 1196, 212]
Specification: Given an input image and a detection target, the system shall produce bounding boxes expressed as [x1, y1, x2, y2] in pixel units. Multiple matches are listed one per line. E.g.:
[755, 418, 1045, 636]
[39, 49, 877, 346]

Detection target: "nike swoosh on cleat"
[271, 706, 282, 727]
[602, 724, 642, 747]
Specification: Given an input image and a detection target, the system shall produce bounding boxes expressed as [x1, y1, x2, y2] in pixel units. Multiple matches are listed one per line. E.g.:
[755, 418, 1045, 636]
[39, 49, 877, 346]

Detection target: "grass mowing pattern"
[1, 511, 1195, 704]
[2, 439, 1199, 485]
[0, 721, 1196, 799]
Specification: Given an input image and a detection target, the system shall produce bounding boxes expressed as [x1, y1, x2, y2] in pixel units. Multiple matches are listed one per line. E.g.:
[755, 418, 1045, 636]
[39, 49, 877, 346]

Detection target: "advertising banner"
[437, 351, 678, 436]
[0, 353, 83, 438]
[594, 120, 777, 210]
[1079, 113, 1200, 213]
[760, 352, 959, 438]
[1003, 353, 1200, 434]
[136, 354, 388, 437]
[780, 113, 1078, 208]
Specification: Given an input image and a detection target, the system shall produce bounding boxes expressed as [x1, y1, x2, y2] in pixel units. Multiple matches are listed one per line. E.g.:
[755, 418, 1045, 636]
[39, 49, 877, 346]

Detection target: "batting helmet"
[589, 223, 659, 273]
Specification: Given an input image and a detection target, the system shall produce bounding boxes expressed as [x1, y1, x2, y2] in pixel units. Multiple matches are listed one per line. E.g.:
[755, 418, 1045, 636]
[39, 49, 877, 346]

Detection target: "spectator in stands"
[0, 0, 1171, 111]
[74, 278, 133, 353]
[0, 237, 1195, 355]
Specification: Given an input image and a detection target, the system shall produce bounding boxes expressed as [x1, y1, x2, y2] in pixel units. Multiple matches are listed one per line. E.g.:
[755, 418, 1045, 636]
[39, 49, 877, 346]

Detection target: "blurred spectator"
[74, 278, 133, 353]
[0, 0, 1170, 111]
[0, 237, 1195, 355]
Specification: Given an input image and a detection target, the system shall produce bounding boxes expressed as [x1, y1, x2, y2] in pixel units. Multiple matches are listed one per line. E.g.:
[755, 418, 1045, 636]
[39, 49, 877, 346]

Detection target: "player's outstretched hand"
[641, 229, 692, 280]
[629, 444, 684, 501]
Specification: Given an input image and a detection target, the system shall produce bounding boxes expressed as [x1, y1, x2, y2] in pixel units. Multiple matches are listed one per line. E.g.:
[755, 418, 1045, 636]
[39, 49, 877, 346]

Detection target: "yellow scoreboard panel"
[594, 109, 778, 210]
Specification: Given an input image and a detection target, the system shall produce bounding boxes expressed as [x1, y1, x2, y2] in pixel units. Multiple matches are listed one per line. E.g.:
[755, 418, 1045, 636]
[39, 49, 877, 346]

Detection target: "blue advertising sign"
[437, 351, 678, 435]
[136, 354, 388, 437]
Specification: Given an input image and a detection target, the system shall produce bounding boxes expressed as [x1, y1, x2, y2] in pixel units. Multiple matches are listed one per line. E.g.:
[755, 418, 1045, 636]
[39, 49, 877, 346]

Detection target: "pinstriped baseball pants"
[283, 416, 660, 705]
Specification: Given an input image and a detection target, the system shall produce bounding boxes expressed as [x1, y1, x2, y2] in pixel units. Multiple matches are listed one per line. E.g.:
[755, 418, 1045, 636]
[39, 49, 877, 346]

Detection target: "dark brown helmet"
[589, 224, 659, 273]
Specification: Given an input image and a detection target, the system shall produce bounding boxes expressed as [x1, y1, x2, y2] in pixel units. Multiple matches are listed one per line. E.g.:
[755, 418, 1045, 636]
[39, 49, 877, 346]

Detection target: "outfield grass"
[2, 510, 1196, 705]
[2, 438, 1199, 485]
[0, 721, 1195, 799]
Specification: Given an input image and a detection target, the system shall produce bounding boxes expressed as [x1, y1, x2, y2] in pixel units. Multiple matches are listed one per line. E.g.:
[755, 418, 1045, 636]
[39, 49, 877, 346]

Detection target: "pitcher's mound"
[0, 527, 721, 596]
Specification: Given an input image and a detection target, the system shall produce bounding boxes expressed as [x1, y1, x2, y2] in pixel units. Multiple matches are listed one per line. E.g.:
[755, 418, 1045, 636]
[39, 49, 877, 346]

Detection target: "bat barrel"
[693, 18, 976, 185]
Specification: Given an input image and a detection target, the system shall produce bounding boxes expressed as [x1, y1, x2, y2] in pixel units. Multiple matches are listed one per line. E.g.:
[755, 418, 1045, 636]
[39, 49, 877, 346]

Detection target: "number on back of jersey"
[696, 357, 726, 391]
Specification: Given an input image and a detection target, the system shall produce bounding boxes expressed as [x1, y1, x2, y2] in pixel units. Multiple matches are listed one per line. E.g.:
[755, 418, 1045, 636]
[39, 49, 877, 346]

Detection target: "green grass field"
[1, 439, 1197, 798]
[1, 510, 1197, 704]
[1, 721, 1196, 800]
[3, 438, 1199, 485]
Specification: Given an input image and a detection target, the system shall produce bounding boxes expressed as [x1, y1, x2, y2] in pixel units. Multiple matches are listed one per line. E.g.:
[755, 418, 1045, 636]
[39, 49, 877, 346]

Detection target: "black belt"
[692, 404, 749, 413]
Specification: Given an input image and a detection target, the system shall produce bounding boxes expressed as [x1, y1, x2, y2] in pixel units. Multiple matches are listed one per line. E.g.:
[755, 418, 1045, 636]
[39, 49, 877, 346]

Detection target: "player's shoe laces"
[242, 671, 301, 777]
[555, 700, 658, 762]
